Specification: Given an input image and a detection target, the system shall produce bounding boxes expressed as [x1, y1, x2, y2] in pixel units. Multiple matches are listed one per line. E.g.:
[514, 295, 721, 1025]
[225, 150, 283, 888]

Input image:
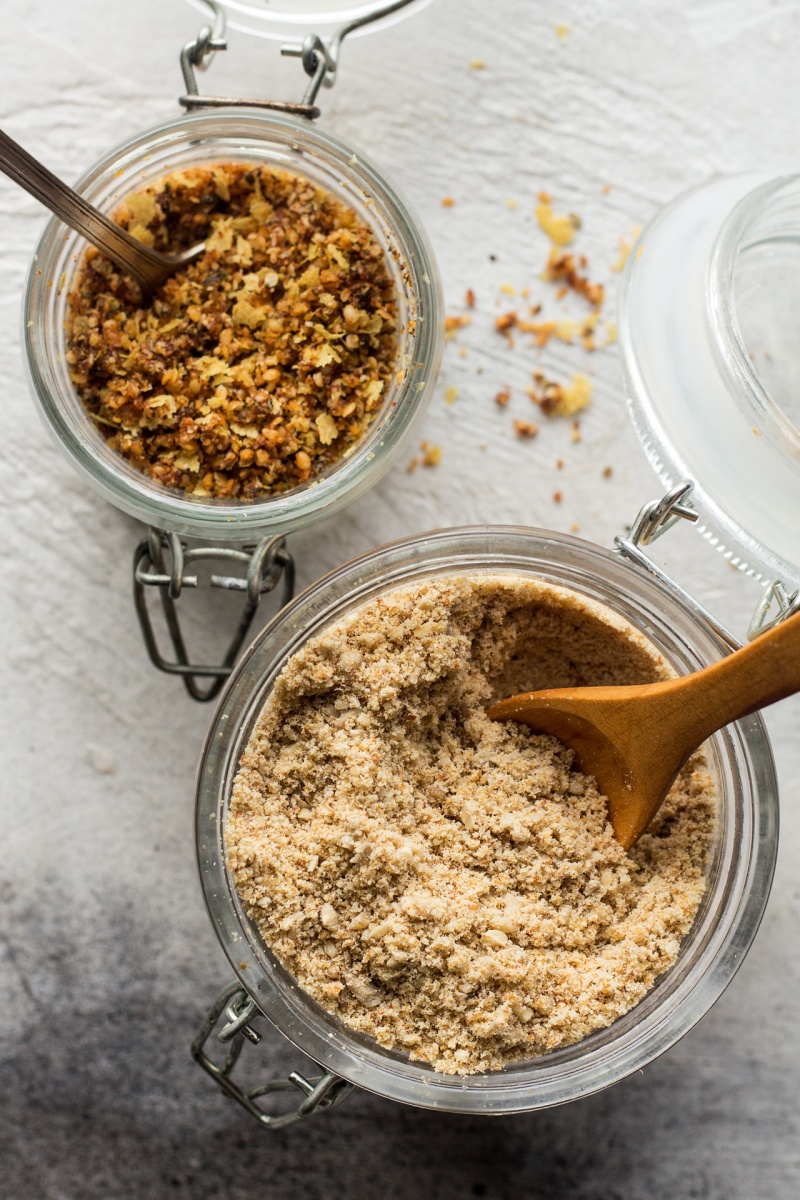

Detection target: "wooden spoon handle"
[672, 609, 800, 743]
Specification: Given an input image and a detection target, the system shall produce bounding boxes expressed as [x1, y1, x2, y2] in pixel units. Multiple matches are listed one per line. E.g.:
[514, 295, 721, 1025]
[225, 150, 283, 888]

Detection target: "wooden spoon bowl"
[488, 610, 800, 849]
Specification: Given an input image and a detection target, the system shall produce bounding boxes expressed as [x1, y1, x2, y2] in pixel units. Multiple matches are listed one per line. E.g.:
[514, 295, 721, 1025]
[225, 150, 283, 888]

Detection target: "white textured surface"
[1, 2, 800, 1196]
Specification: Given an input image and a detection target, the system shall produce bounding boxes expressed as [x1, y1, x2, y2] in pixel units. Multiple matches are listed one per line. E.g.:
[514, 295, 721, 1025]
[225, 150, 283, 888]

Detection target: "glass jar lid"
[185, 0, 435, 41]
[619, 172, 800, 590]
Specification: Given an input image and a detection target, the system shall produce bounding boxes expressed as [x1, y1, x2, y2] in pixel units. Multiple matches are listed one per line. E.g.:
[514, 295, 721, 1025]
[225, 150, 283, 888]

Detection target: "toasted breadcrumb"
[445, 315, 472, 339]
[535, 195, 578, 246]
[530, 370, 593, 418]
[544, 249, 604, 307]
[421, 442, 442, 467]
[228, 576, 715, 1075]
[66, 163, 398, 499]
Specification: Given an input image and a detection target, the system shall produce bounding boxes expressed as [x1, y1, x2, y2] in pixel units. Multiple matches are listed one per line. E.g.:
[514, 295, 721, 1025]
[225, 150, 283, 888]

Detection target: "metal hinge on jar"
[179, 0, 421, 118]
[192, 982, 353, 1130]
[616, 479, 800, 648]
[133, 530, 294, 702]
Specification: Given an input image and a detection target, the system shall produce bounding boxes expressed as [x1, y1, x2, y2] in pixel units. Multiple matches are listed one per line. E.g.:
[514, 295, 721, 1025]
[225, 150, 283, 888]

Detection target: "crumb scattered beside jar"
[228, 575, 716, 1076]
[65, 163, 399, 500]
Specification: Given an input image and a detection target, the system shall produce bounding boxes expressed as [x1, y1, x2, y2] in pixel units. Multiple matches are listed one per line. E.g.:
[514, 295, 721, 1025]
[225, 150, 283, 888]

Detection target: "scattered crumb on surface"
[445, 315, 471, 340]
[495, 389, 511, 408]
[444, 386, 459, 406]
[535, 194, 578, 246]
[530, 371, 593, 418]
[228, 575, 716, 1075]
[441, 197, 456, 208]
[420, 441, 442, 467]
[544, 249, 604, 307]
[513, 419, 539, 439]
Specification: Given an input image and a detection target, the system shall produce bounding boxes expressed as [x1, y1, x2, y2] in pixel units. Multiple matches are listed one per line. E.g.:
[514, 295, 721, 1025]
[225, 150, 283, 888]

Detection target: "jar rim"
[23, 107, 443, 541]
[195, 525, 778, 1113]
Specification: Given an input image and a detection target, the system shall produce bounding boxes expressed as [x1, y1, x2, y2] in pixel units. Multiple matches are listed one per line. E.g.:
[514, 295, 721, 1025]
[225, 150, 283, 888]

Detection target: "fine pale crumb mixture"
[228, 576, 716, 1075]
[66, 164, 399, 499]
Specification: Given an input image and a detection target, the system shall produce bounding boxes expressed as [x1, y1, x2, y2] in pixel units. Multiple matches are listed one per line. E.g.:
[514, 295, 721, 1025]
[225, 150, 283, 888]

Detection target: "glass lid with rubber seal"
[619, 171, 800, 593]
[185, 0, 436, 41]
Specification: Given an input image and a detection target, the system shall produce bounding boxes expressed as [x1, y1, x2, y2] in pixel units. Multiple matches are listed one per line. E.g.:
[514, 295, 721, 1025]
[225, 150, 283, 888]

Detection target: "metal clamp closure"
[616, 479, 800, 649]
[179, 0, 422, 117]
[192, 982, 353, 1130]
[624, 480, 699, 548]
[748, 577, 800, 641]
[133, 529, 294, 703]
[179, 1, 321, 118]
[614, 481, 740, 652]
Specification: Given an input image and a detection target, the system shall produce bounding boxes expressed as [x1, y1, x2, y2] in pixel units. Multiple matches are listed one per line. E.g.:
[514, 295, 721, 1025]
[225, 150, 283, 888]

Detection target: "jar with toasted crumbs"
[23, 0, 443, 699]
[191, 524, 777, 1125]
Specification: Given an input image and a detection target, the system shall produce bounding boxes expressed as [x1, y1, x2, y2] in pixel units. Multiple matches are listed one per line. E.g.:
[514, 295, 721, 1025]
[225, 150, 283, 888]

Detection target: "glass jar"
[620, 171, 800, 591]
[23, 107, 442, 543]
[193, 526, 777, 1120]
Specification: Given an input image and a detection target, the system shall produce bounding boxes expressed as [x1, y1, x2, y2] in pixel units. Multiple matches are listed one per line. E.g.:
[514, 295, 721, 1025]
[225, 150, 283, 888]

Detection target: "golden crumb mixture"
[228, 575, 715, 1075]
[66, 164, 399, 499]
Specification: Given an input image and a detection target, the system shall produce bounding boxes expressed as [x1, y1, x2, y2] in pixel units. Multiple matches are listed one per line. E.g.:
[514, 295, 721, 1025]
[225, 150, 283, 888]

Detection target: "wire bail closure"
[179, 0, 422, 118]
[133, 530, 294, 702]
[192, 981, 353, 1130]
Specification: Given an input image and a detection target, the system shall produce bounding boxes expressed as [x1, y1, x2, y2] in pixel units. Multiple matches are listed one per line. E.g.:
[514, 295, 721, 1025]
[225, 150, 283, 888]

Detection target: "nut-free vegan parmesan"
[228, 575, 715, 1075]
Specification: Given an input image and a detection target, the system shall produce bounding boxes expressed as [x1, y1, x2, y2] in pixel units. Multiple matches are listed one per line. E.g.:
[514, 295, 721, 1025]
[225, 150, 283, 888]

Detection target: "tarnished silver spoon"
[0, 128, 204, 297]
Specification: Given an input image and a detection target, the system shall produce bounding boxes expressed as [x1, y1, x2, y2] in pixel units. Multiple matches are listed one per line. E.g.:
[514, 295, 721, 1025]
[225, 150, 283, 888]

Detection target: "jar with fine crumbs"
[22, 0, 443, 698]
[189, 142, 800, 1126]
[192, 524, 777, 1126]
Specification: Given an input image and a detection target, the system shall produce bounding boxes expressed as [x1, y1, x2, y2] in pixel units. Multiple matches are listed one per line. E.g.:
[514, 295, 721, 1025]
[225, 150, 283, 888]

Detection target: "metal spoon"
[488, 610, 800, 849]
[0, 128, 204, 296]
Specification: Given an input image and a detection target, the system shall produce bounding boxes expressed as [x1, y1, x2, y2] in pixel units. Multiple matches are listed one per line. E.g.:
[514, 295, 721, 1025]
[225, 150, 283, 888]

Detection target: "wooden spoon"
[488, 609, 800, 850]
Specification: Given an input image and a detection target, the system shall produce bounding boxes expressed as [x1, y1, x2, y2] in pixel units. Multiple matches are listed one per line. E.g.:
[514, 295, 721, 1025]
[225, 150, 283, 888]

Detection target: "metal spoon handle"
[0, 127, 169, 293]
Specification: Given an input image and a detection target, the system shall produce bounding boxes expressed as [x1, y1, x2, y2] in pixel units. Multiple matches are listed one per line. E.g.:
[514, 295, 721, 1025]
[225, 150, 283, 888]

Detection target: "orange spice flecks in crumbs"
[227, 575, 716, 1075]
[65, 163, 399, 499]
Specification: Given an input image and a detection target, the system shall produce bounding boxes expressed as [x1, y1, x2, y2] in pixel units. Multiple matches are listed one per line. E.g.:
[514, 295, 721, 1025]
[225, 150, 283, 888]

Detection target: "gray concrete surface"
[1, 1, 799, 1197]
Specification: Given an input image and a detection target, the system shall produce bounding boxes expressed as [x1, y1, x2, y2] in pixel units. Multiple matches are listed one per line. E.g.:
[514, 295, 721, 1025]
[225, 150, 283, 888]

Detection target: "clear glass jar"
[620, 171, 800, 588]
[195, 526, 777, 1114]
[23, 108, 443, 542]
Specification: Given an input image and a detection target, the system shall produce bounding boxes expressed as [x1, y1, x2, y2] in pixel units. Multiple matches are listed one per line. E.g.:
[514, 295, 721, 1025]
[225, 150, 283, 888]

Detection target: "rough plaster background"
[1, 1, 799, 1197]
